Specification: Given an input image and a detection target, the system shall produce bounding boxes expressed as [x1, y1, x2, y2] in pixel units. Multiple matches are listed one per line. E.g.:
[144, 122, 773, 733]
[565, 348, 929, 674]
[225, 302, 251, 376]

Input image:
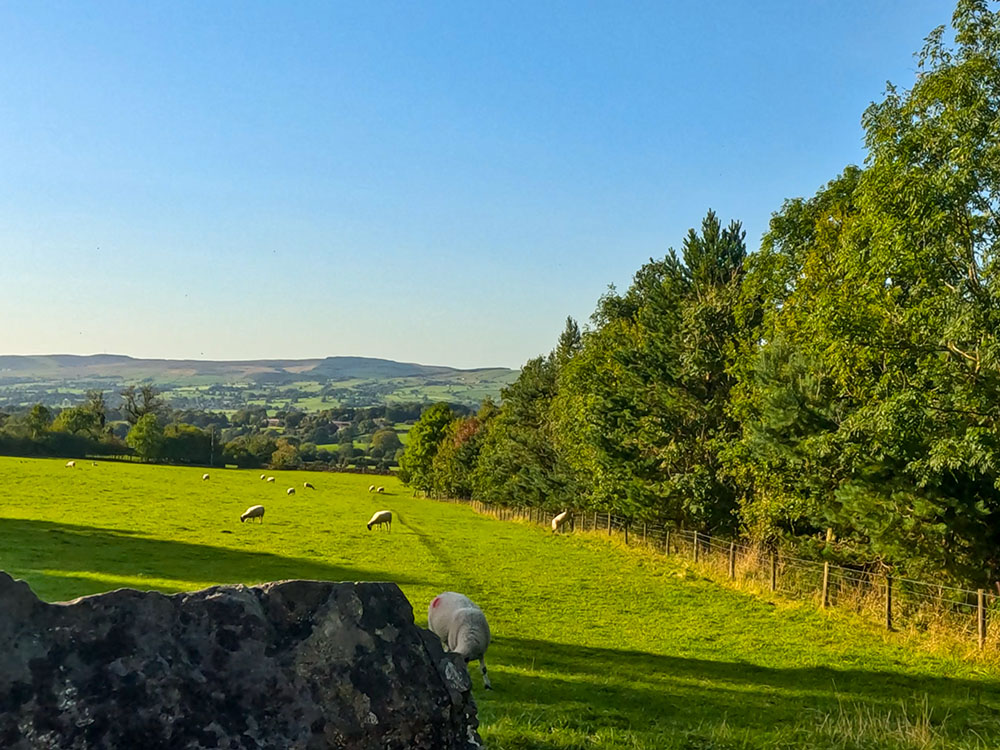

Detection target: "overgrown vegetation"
[403, 1, 1000, 588]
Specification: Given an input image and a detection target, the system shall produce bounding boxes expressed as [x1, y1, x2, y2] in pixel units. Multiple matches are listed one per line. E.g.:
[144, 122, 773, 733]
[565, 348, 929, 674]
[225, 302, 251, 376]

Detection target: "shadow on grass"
[0, 517, 424, 602]
[481, 636, 1000, 743]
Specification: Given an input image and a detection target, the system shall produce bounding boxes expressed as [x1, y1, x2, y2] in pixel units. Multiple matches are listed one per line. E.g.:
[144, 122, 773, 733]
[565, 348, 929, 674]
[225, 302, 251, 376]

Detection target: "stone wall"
[0, 573, 482, 749]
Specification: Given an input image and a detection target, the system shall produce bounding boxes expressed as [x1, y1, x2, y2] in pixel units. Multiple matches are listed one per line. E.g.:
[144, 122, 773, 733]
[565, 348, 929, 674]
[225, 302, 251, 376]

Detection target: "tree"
[120, 385, 165, 425]
[398, 403, 455, 492]
[25, 404, 52, 439]
[271, 439, 301, 469]
[126, 413, 164, 461]
[51, 406, 100, 437]
[370, 428, 403, 457]
[161, 423, 212, 464]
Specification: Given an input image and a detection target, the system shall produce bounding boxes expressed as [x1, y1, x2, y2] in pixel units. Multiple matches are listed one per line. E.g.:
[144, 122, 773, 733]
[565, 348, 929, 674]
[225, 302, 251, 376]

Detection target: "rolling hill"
[0, 354, 519, 412]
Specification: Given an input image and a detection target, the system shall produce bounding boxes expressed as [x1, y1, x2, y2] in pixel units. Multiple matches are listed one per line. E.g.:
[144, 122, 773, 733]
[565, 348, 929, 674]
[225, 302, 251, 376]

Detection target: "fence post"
[728, 541, 736, 580]
[885, 575, 893, 631]
[570, 514, 576, 533]
[979, 589, 987, 650]
[624, 523, 629, 545]
[665, 530, 671, 555]
[693, 531, 700, 563]
[770, 549, 777, 592]
[608, 514, 612, 536]
[594, 512, 598, 532]
[822, 562, 830, 609]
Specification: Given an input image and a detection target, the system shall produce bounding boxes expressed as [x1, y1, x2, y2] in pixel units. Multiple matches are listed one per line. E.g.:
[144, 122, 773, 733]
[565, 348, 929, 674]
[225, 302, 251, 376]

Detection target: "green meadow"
[1, 456, 998, 749]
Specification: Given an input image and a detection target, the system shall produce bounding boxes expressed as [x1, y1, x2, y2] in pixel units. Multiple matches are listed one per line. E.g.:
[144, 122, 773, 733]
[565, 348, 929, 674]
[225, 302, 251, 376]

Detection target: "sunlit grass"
[1, 456, 999, 749]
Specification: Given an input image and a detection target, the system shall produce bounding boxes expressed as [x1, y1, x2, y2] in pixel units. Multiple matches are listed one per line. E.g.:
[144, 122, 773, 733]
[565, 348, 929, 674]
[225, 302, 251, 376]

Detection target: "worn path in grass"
[0, 456, 998, 749]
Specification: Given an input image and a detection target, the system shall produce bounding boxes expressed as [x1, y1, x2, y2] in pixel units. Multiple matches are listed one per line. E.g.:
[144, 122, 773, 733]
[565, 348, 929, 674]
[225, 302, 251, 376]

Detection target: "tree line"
[0, 388, 446, 471]
[399, 1, 1000, 586]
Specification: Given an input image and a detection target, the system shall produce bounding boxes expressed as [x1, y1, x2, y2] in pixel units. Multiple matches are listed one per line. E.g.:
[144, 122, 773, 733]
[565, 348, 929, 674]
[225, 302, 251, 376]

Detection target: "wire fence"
[450, 500, 997, 652]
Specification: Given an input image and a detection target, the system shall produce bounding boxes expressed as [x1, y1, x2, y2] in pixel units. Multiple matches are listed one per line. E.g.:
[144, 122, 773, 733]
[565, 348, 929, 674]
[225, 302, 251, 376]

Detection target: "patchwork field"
[1, 456, 998, 749]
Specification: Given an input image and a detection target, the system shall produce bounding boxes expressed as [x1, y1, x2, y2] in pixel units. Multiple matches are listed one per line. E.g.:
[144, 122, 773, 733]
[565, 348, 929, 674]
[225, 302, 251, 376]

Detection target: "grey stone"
[0, 572, 482, 749]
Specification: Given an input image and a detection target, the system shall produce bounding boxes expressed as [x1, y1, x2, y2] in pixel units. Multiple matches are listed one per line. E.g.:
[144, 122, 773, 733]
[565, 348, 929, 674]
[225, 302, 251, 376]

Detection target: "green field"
[1, 456, 998, 749]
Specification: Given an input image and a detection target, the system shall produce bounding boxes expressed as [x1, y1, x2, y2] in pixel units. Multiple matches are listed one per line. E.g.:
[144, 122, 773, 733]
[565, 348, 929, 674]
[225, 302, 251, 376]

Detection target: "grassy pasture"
[1, 456, 999, 749]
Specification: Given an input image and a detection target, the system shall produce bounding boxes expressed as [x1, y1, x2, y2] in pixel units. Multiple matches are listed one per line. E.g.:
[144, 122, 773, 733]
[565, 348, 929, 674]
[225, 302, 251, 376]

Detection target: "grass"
[1, 456, 999, 749]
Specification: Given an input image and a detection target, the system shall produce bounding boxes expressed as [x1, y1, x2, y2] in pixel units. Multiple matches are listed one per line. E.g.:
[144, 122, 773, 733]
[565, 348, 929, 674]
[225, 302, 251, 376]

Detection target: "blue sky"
[0, 1, 947, 369]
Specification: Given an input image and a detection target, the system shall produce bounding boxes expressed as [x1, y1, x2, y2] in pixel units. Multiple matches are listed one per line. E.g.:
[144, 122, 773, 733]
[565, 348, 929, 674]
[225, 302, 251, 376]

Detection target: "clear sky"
[0, 1, 948, 369]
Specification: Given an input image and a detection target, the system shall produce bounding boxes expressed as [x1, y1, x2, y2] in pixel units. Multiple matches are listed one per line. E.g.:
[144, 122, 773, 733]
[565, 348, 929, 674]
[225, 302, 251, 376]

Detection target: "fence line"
[451, 499, 997, 653]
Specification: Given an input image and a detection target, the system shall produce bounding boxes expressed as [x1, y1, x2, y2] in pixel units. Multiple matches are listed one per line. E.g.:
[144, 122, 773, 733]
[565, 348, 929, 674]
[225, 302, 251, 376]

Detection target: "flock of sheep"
[65, 458, 565, 692]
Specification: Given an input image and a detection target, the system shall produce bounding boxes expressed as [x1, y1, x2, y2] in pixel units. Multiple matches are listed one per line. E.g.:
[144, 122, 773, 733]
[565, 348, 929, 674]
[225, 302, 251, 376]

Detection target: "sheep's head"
[366, 523, 373, 531]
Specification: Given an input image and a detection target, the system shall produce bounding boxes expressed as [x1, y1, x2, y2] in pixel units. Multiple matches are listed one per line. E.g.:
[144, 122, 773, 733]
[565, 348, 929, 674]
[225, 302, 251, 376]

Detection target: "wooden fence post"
[642, 523, 647, 545]
[822, 562, 830, 609]
[979, 589, 987, 650]
[594, 512, 598, 532]
[770, 549, 777, 592]
[728, 541, 736, 580]
[608, 514, 612, 536]
[624, 523, 629, 545]
[570, 514, 576, 533]
[665, 530, 671, 555]
[885, 575, 893, 631]
[693, 531, 700, 563]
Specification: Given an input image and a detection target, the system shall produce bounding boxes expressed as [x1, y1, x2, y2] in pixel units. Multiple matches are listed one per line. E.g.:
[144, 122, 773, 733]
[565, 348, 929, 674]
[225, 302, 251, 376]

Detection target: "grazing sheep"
[368, 485, 376, 493]
[286, 487, 295, 496]
[266, 477, 275, 483]
[91, 461, 98, 466]
[367, 510, 392, 532]
[376, 486, 385, 494]
[428, 592, 492, 690]
[303, 482, 315, 490]
[240, 505, 265, 523]
[65, 461, 76, 468]
[202, 473, 210, 481]
[260, 474, 267, 481]
[551, 510, 570, 533]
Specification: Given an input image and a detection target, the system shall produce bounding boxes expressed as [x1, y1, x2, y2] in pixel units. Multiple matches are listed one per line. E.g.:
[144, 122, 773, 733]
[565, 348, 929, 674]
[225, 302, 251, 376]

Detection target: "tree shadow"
[480, 635, 1000, 743]
[0, 518, 424, 602]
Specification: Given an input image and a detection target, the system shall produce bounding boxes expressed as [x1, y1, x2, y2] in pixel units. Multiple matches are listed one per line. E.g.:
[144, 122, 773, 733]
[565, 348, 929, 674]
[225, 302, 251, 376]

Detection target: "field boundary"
[443, 498, 999, 655]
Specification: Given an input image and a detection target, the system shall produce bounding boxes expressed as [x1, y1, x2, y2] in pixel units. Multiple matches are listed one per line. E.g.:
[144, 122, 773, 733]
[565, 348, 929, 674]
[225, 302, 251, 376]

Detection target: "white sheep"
[427, 592, 492, 690]
[368, 484, 376, 493]
[202, 473, 210, 481]
[65, 461, 76, 468]
[260, 474, 266, 481]
[376, 486, 385, 494]
[266, 476, 275, 483]
[551, 510, 570, 533]
[286, 487, 295, 496]
[303, 481, 315, 490]
[240, 505, 265, 523]
[367, 510, 392, 532]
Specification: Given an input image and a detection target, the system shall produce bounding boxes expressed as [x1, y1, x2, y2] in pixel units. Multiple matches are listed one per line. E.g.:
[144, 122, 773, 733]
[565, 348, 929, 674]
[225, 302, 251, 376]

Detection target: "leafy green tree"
[51, 406, 100, 437]
[271, 439, 301, 469]
[161, 423, 212, 464]
[25, 404, 52, 439]
[126, 413, 165, 461]
[370, 428, 402, 458]
[398, 403, 455, 492]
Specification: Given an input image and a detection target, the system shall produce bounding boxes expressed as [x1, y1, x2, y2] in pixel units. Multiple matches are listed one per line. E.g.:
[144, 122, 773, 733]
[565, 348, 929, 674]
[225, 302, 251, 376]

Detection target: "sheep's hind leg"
[480, 657, 491, 690]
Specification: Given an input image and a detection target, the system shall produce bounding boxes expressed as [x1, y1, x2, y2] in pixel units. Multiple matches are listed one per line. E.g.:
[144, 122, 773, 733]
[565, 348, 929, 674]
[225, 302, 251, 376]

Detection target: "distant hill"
[0, 354, 519, 412]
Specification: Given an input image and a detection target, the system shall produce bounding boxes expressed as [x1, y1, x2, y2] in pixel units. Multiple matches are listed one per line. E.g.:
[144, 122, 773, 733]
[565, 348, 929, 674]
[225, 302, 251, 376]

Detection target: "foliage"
[397, 403, 455, 491]
[125, 413, 165, 461]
